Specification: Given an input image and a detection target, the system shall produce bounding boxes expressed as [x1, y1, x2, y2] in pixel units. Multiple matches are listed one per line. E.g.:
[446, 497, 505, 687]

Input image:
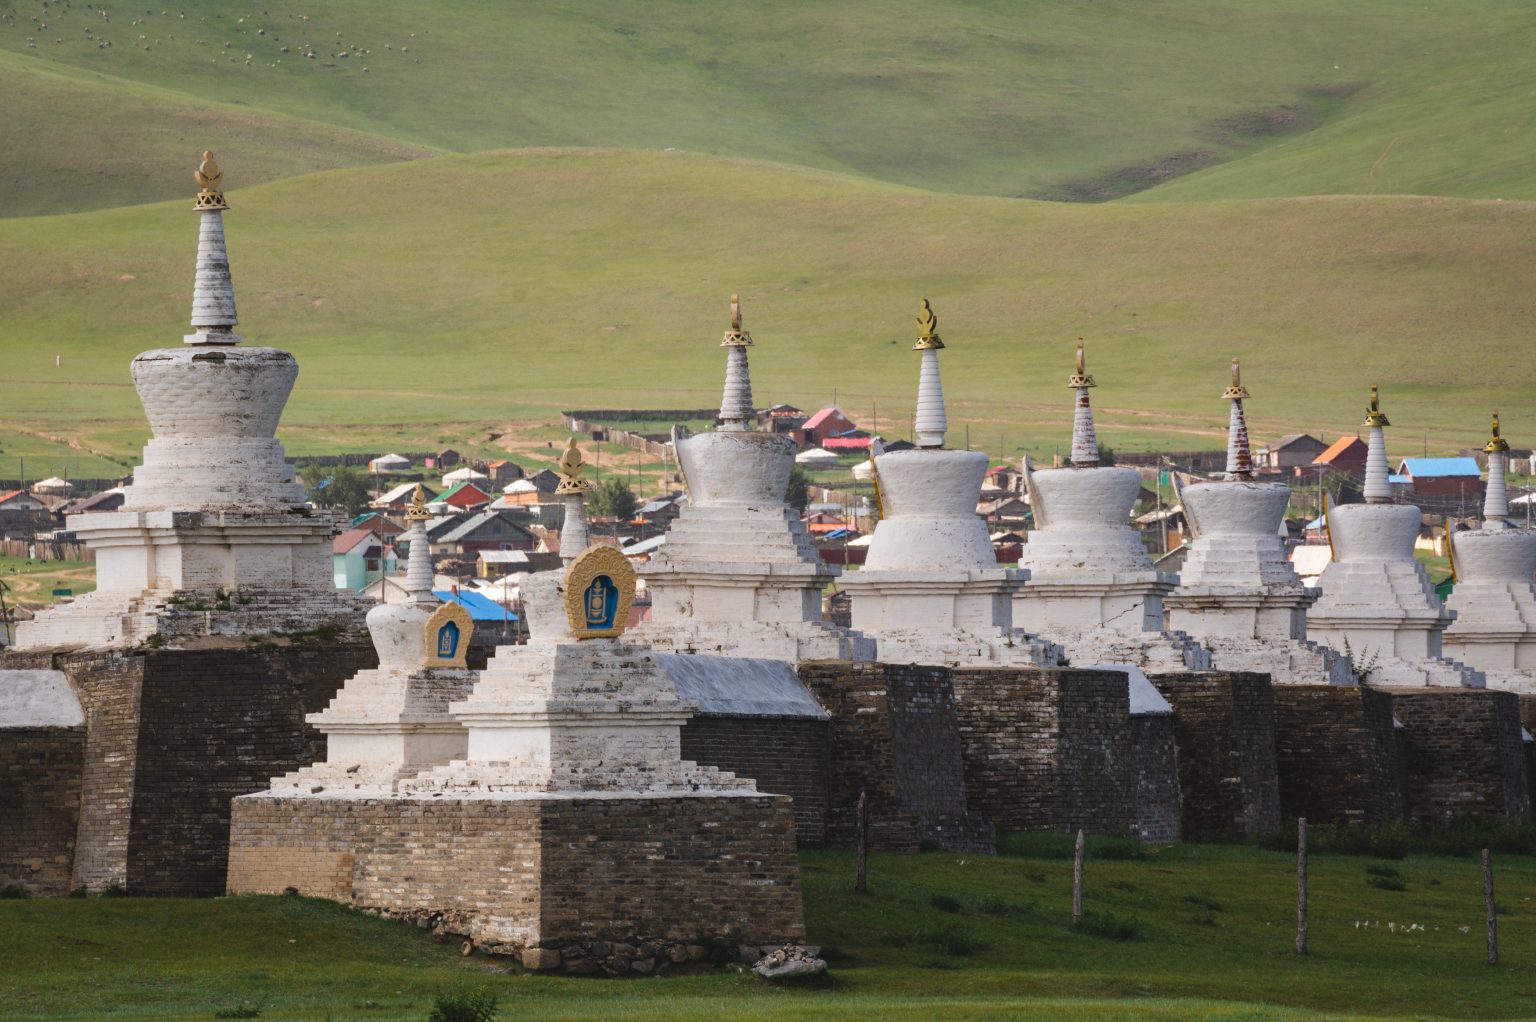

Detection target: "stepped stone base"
[1271, 685, 1402, 824]
[1148, 672, 1281, 840]
[1051, 626, 1212, 674]
[862, 629, 1063, 670]
[1198, 635, 1353, 686]
[633, 619, 875, 662]
[227, 792, 805, 952]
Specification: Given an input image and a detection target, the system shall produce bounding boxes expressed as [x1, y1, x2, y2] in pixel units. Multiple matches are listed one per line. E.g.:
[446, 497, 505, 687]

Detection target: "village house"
[1256, 433, 1327, 472]
[433, 480, 493, 511]
[1311, 435, 1368, 477]
[425, 508, 538, 557]
[0, 490, 52, 540]
[484, 458, 525, 486]
[423, 448, 461, 469]
[757, 403, 806, 437]
[475, 548, 562, 579]
[332, 527, 398, 592]
[367, 453, 411, 474]
[800, 406, 859, 448]
[1396, 456, 1484, 509]
[372, 481, 437, 511]
[634, 494, 684, 530]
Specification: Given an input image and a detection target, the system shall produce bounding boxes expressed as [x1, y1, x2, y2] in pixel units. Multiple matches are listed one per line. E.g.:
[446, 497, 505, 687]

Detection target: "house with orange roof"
[1311, 435, 1369, 477]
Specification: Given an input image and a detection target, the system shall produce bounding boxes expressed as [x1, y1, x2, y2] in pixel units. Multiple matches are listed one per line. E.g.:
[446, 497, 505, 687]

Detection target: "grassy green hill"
[1133, 19, 1536, 202]
[4, 0, 1533, 208]
[0, 149, 1530, 470]
[0, 51, 434, 217]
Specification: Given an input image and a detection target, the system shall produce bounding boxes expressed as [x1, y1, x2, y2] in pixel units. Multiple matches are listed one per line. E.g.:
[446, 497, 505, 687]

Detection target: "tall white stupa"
[1013, 345, 1209, 671]
[1442, 414, 1536, 690]
[838, 301, 1059, 667]
[16, 153, 360, 649]
[1163, 361, 1352, 683]
[1306, 387, 1482, 686]
[635, 296, 875, 661]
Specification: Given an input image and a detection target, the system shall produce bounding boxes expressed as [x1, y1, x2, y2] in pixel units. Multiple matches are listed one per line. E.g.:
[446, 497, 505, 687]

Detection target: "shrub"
[1365, 864, 1401, 879]
[1181, 893, 1222, 912]
[929, 894, 964, 914]
[997, 831, 1148, 861]
[426, 990, 498, 1022]
[1073, 911, 1144, 941]
[1366, 874, 1407, 892]
[976, 896, 1035, 918]
[0, 884, 30, 899]
[925, 928, 991, 957]
[212, 1005, 263, 1020]
[99, 883, 129, 898]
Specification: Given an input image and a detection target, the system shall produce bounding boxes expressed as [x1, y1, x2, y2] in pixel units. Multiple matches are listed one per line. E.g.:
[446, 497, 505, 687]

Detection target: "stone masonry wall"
[1271, 686, 1402, 825]
[1130, 713, 1182, 843]
[680, 716, 829, 844]
[0, 644, 370, 895]
[228, 793, 805, 951]
[798, 662, 994, 853]
[949, 668, 1136, 837]
[1389, 688, 1530, 822]
[1150, 672, 1281, 841]
[0, 727, 85, 895]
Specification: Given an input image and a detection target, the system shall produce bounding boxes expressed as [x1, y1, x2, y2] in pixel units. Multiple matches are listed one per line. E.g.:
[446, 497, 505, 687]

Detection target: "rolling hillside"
[0, 149, 1531, 466]
[3, 1, 1534, 209]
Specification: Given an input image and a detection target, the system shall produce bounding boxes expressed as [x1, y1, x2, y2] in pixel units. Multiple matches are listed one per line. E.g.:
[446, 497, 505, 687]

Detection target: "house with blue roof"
[1396, 457, 1483, 500]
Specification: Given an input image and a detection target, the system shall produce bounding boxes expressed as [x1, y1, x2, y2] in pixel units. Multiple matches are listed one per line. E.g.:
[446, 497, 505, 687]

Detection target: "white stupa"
[838, 301, 1059, 667]
[635, 296, 875, 661]
[1442, 414, 1536, 690]
[1306, 387, 1482, 687]
[16, 152, 361, 649]
[1013, 345, 1209, 671]
[271, 485, 476, 794]
[1163, 361, 1352, 683]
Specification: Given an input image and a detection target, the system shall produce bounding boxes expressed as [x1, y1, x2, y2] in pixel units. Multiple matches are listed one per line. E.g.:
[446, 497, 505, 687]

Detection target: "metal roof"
[433, 589, 518, 622]
[1398, 457, 1482, 478]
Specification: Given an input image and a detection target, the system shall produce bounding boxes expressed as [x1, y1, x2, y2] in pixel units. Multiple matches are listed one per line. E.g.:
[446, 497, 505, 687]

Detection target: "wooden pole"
[1296, 817, 1309, 956]
[1484, 848, 1498, 966]
[1072, 828, 1085, 924]
[854, 789, 868, 894]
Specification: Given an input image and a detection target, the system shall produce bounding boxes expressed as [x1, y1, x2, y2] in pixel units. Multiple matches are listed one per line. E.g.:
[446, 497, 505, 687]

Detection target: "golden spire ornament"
[555, 437, 593, 494]
[1363, 385, 1390, 428]
[913, 298, 944, 350]
[1067, 341, 1096, 389]
[194, 150, 228, 210]
[1222, 357, 1250, 400]
[406, 483, 432, 522]
[722, 292, 752, 346]
[1485, 412, 1510, 454]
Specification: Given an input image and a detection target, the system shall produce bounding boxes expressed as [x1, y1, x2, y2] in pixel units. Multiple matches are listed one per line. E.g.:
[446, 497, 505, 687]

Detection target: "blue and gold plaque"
[563, 545, 636, 640]
[422, 601, 474, 668]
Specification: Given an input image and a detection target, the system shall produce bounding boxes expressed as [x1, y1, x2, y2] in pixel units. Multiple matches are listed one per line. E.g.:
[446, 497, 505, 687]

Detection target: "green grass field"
[4, 843, 1535, 1020]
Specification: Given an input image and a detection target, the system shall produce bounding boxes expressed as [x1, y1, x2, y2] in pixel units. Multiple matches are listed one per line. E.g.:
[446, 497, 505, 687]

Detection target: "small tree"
[786, 465, 812, 513]
[589, 477, 638, 520]
[307, 466, 372, 517]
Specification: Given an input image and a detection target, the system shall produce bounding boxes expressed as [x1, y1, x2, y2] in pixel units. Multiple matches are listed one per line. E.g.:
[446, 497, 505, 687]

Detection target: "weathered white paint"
[1444, 522, 1536, 690]
[0, 670, 83, 727]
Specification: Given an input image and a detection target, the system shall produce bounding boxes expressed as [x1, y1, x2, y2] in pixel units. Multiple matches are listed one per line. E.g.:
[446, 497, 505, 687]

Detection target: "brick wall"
[1389, 688, 1530, 822]
[228, 792, 805, 951]
[2, 644, 371, 895]
[949, 667, 1138, 837]
[798, 662, 994, 853]
[680, 716, 829, 844]
[1130, 713, 1182, 843]
[1149, 672, 1281, 840]
[1271, 686, 1402, 825]
[0, 727, 84, 895]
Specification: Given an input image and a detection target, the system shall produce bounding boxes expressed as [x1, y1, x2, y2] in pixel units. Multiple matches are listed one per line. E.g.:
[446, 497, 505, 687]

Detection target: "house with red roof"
[801, 407, 859, 448]
[1311, 435, 1368, 477]
[434, 481, 493, 510]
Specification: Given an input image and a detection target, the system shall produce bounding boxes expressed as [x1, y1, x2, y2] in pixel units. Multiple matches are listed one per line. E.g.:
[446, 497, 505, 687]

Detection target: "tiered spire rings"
[718, 294, 755, 430]
[403, 485, 435, 603]
[1361, 385, 1392, 504]
[1222, 358, 1254, 481]
[187, 150, 240, 345]
[1068, 343, 1100, 468]
[556, 437, 593, 564]
[1484, 413, 1510, 523]
[912, 299, 948, 448]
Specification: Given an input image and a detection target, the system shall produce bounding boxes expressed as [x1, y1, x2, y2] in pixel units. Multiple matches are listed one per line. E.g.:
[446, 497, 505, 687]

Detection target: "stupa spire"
[1484, 412, 1510, 523]
[186, 151, 240, 346]
[556, 437, 593, 565]
[403, 484, 435, 603]
[912, 299, 947, 448]
[1221, 358, 1254, 481]
[717, 294, 754, 430]
[1361, 385, 1392, 504]
[1067, 342, 1099, 468]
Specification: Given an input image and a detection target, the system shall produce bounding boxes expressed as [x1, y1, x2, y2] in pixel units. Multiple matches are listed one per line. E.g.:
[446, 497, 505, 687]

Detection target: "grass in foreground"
[0, 553, 96, 606]
[3, 843, 1535, 1020]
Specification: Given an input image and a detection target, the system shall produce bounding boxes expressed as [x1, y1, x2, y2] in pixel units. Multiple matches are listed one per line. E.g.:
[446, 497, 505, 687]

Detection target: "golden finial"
[1485, 411, 1510, 454]
[913, 298, 944, 350]
[1362, 384, 1389, 428]
[1067, 341, 1096, 389]
[555, 437, 593, 494]
[1222, 357, 1250, 400]
[193, 150, 228, 210]
[405, 483, 431, 522]
[722, 292, 752, 346]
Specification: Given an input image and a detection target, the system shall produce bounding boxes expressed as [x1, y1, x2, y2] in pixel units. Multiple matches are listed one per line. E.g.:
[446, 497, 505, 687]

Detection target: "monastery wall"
[679, 716, 829, 844]
[798, 661, 995, 853]
[1391, 688, 1530, 822]
[0, 727, 84, 895]
[1129, 713, 1183, 843]
[1271, 686, 1402, 825]
[950, 667, 1138, 837]
[1149, 673, 1282, 840]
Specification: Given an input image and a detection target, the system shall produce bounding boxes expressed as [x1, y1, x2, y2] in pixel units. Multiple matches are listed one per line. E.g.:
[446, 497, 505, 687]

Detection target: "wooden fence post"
[1072, 828, 1085, 924]
[1484, 848, 1498, 966]
[854, 789, 868, 894]
[1296, 817, 1308, 956]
